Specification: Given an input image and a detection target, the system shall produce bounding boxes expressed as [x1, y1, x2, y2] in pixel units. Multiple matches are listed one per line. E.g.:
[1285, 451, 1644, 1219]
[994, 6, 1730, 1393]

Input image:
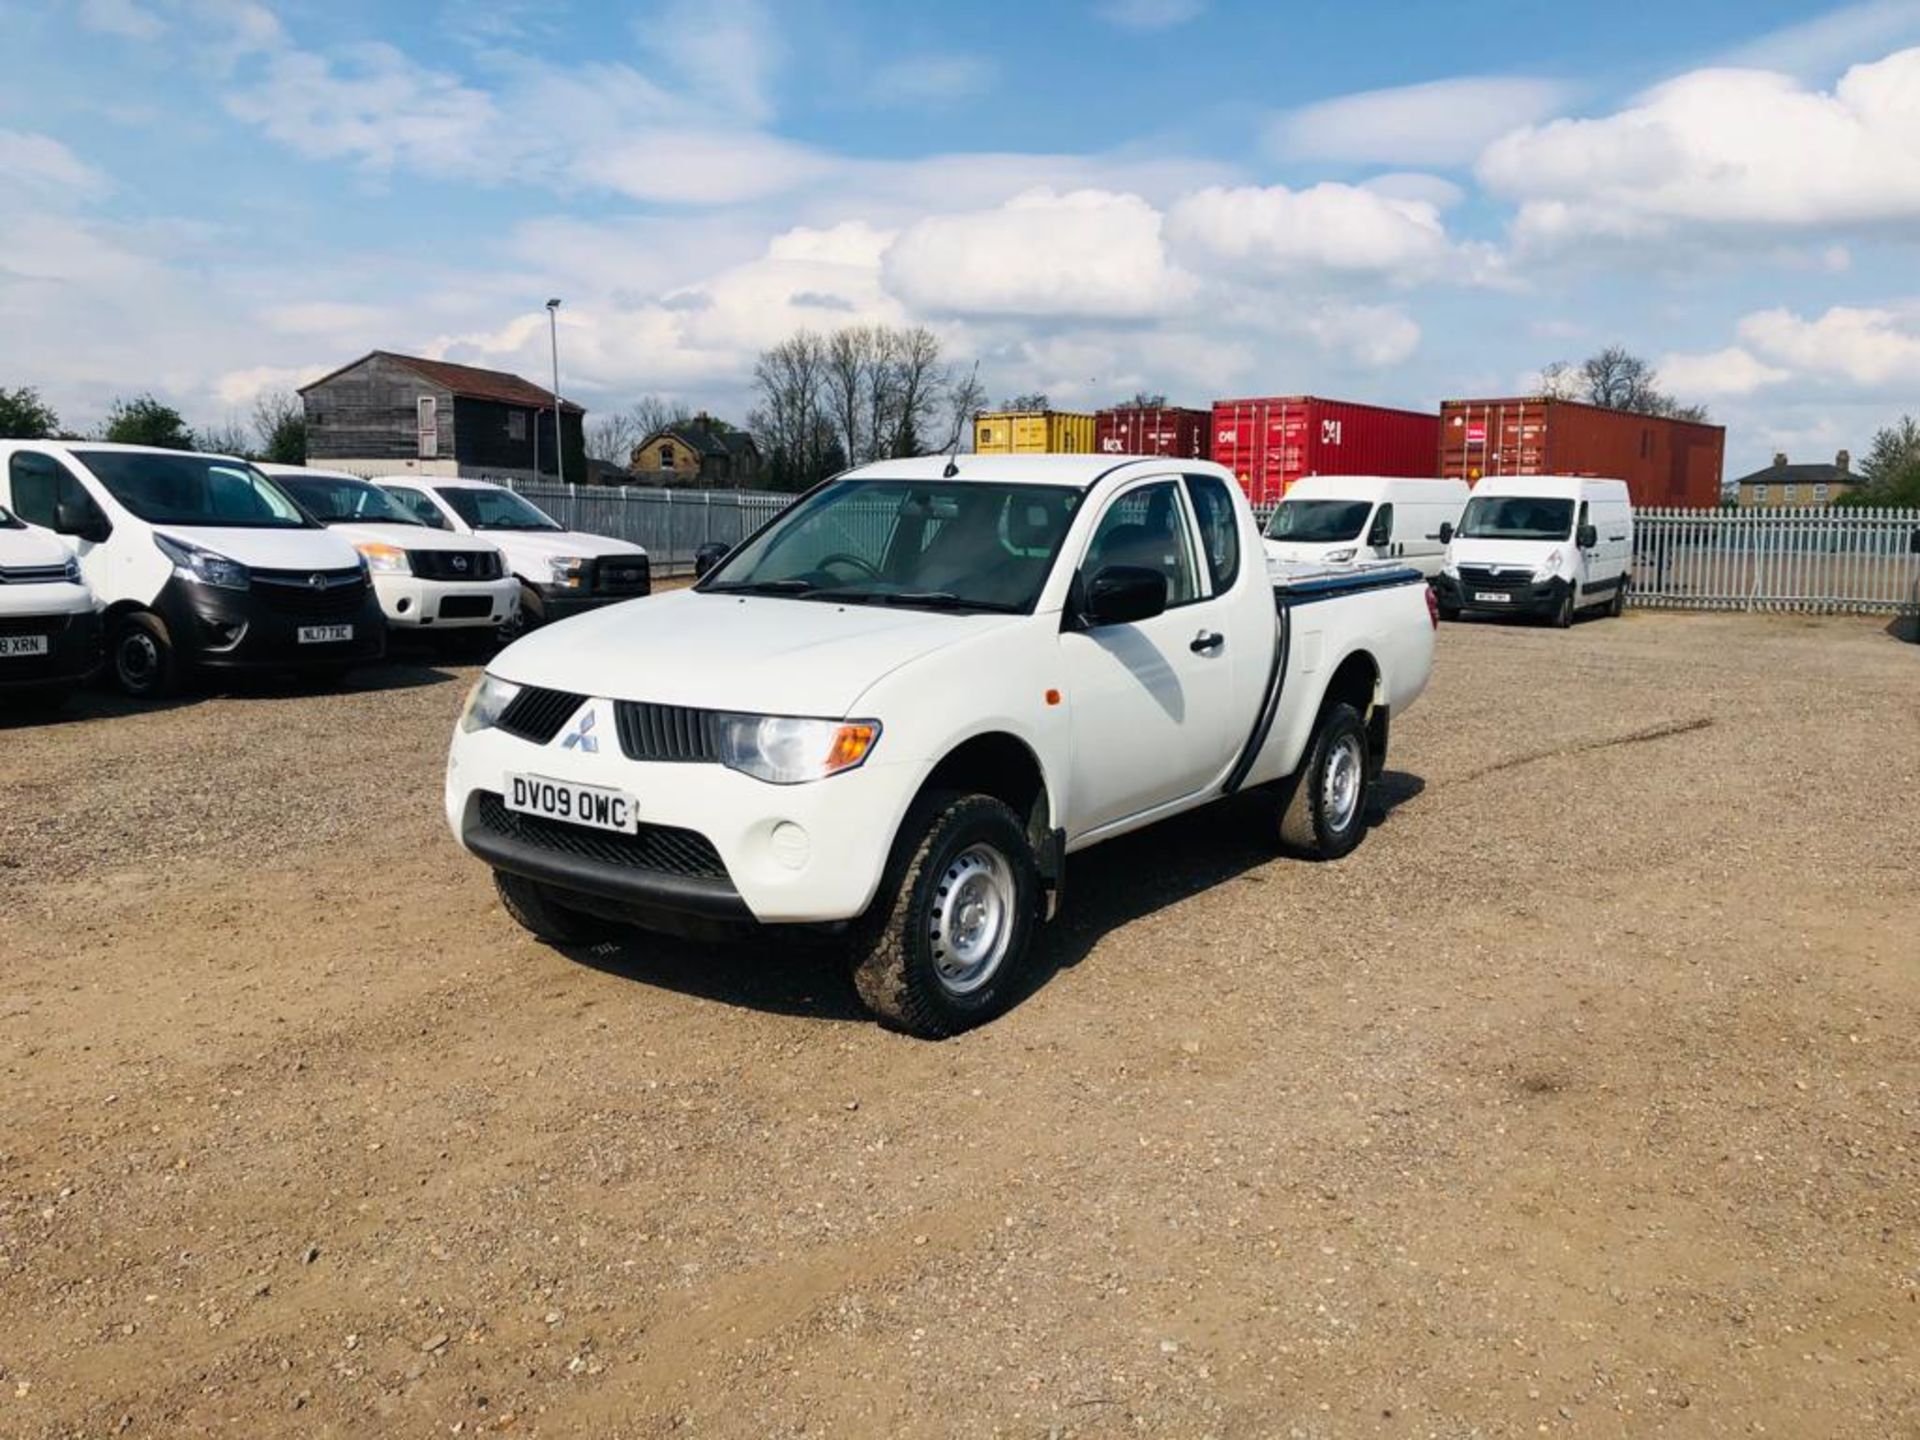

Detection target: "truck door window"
[1082, 482, 1197, 606]
[1183, 474, 1240, 593]
[8, 452, 104, 534]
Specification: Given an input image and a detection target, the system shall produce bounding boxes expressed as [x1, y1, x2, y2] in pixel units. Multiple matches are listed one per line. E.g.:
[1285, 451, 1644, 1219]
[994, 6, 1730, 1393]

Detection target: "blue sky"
[5, 0, 1920, 477]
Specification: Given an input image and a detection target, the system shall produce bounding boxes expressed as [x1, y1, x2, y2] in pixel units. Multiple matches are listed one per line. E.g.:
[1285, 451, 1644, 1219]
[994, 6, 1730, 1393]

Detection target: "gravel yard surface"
[1, 611, 1916, 1438]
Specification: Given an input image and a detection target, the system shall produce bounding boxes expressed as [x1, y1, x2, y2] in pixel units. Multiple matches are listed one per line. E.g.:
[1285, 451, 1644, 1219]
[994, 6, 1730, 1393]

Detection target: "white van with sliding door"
[1262, 476, 1469, 579]
[1435, 475, 1633, 627]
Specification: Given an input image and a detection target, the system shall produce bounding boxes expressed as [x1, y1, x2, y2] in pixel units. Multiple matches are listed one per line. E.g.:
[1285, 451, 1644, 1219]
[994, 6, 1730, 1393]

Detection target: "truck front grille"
[614, 701, 723, 762]
[1457, 565, 1533, 590]
[252, 568, 369, 619]
[590, 557, 650, 596]
[475, 792, 726, 880]
[496, 685, 586, 744]
[410, 550, 502, 581]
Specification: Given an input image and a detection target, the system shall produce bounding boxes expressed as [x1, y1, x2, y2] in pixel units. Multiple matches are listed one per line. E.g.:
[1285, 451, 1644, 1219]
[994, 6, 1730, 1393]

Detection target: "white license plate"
[297, 624, 353, 644]
[1473, 591, 1512, 603]
[0, 634, 50, 657]
[507, 774, 638, 834]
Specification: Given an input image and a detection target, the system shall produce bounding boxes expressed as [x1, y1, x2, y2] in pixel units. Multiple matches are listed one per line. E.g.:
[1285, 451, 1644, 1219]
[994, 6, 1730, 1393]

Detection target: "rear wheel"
[1608, 579, 1627, 618]
[111, 612, 179, 699]
[1277, 702, 1372, 860]
[494, 870, 616, 946]
[1551, 585, 1575, 629]
[849, 791, 1039, 1039]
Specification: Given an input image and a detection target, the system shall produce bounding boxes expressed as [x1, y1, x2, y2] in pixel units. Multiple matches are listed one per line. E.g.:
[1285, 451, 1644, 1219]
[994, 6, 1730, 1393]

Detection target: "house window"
[1754, 484, 1769, 505]
[508, 410, 527, 442]
[1814, 483, 1830, 504]
[658, 443, 675, 470]
[1783, 484, 1799, 504]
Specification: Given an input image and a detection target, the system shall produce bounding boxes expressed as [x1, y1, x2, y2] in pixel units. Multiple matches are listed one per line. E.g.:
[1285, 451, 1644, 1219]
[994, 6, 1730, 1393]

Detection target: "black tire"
[849, 791, 1040, 1039]
[1608, 579, 1627, 618]
[111, 612, 179, 699]
[1551, 585, 1575, 629]
[494, 870, 616, 946]
[1277, 702, 1372, 861]
[1437, 600, 1461, 623]
[498, 583, 542, 643]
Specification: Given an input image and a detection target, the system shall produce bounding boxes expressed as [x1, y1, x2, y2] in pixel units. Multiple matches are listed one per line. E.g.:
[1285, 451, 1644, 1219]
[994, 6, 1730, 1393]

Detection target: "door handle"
[1190, 630, 1224, 654]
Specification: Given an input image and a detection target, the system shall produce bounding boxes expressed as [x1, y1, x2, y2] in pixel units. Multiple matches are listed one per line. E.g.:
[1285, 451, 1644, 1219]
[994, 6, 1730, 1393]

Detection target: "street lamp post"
[545, 298, 564, 487]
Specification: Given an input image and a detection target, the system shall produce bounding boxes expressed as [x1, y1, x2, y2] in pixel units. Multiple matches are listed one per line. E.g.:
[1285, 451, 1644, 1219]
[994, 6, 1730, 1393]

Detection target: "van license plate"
[507, 774, 638, 834]
[298, 624, 353, 644]
[1473, 592, 1511, 603]
[0, 634, 49, 657]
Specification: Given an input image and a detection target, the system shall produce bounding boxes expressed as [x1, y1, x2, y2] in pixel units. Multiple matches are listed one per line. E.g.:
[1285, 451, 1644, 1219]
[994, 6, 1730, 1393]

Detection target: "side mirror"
[1084, 565, 1168, 626]
[55, 499, 109, 544]
[1576, 523, 1598, 550]
[693, 541, 730, 579]
[1367, 516, 1392, 548]
[1437, 521, 1454, 545]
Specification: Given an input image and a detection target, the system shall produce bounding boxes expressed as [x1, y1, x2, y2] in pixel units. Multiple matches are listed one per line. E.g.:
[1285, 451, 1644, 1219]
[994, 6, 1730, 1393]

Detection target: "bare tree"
[939, 362, 986, 454]
[1121, 390, 1168, 408]
[750, 332, 839, 491]
[1535, 346, 1710, 423]
[197, 416, 254, 458]
[250, 389, 306, 464]
[586, 396, 695, 469]
[628, 395, 692, 441]
[1001, 392, 1050, 411]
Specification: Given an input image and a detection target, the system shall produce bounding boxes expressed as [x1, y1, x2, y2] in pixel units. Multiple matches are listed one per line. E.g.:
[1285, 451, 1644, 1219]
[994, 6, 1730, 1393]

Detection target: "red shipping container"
[1210, 397, 1440, 507]
[1094, 405, 1211, 460]
[1439, 397, 1725, 509]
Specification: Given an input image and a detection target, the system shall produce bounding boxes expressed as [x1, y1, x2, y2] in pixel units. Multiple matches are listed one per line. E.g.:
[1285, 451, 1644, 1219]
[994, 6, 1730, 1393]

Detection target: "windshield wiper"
[880, 591, 1017, 613]
[706, 578, 819, 595]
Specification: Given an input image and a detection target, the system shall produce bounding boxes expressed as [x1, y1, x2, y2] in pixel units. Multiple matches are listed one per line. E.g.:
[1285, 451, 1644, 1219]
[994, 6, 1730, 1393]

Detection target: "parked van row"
[0, 443, 650, 706]
[1259, 473, 1636, 627]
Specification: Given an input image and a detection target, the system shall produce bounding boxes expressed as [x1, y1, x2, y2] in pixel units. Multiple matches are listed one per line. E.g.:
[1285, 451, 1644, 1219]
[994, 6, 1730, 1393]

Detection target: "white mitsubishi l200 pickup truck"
[446, 455, 1437, 1037]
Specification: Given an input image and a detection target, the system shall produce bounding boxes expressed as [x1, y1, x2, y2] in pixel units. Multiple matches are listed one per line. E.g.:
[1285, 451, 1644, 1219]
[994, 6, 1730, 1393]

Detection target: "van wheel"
[1552, 586, 1575, 629]
[498, 584, 541, 643]
[849, 791, 1039, 1039]
[1277, 702, 1371, 860]
[1608, 580, 1627, 618]
[111, 613, 179, 699]
[494, 870, 615, 946]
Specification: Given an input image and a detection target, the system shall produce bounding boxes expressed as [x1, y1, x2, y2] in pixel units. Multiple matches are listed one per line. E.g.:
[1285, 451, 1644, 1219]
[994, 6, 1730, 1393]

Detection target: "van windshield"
[1266, 499, 1370, 543]
[1458, 495, 1575, 541]
[74, 450, 312, 529]
[701, 478, 1082, 614]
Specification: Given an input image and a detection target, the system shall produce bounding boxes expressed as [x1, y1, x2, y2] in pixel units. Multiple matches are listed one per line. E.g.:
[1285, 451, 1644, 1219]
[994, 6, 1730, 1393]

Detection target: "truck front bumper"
[446, 711, 927, 927]
[373, 573, 520, 629]
[0, 607, 102, 692]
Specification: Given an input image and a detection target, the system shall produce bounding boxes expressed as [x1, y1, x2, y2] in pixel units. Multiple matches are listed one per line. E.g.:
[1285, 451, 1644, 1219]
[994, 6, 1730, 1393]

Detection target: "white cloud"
[1655, 346, 1789, 398]
[1164, 183, 1453, 280]
[867, 55, 994, 106]
[1272, 76, 1570, 167]
[1094, 0, 1205, 30]
[0, 130, 111, 199]
[213, 363, 328, 407]
[79, 0, 166, 39]
[1719, 0, 1920, 78]
[1480, 48, 1920, 248]
[1737, 304, 1920, 388]
[575, 129, 836, 205]
[884, 189, 1193, 320]
[1360, 172, 1467, 210]
[636, 0, 780, 126]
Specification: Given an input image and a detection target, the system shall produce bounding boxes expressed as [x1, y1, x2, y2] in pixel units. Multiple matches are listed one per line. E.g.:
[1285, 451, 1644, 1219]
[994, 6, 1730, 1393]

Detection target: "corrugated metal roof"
[301, 350, 583, 413]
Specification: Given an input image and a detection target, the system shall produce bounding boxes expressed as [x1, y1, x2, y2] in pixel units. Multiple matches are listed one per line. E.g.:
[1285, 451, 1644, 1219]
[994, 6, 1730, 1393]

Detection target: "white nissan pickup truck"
[446, 455, 1436, 1037]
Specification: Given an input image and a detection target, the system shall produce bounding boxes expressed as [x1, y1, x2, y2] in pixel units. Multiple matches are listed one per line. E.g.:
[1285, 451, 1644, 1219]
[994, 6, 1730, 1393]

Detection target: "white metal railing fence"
[1632, 507, 1920, 614]
[506, 482, 793, 575]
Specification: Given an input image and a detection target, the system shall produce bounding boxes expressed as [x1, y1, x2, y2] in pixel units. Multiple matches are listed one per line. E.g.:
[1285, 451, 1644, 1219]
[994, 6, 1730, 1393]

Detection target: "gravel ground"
[1, 610, 1916, 1438]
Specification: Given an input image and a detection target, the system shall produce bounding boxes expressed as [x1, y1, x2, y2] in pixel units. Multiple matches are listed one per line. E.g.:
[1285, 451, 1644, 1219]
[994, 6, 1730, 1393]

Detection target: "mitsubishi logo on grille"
[562, 707, 600, 753]
[308, 573, 327, 590]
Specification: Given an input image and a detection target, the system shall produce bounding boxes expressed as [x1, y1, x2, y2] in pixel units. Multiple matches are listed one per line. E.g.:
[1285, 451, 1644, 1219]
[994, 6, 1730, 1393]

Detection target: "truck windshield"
[1458, 495, 1575, 541]
[435, 487, 563, 532]
[702, 479, 1083, 613]
[1266, 499, 1370, 542]
[280, 475, 424, 527]
[74, 450, 312, 528]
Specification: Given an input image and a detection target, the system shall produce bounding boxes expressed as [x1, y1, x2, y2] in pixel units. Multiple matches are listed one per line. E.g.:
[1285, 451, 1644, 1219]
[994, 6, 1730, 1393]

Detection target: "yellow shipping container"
[973, 410, 1097, 454]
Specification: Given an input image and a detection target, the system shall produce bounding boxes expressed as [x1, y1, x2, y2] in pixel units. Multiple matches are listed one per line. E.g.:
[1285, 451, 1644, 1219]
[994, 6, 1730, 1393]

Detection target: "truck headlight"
[717, 715, 881, 785]
[154, 533, 249, 590]
[1323, 547, 1357, 563]
[548, 556, 588, 589]
[1532, 548, 1564, 582]
[458, 674, 522, 733]
[356, 541, 411, 574]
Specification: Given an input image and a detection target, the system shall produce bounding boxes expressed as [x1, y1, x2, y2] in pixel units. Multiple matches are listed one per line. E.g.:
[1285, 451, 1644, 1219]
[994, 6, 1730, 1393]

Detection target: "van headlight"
[717, 715, 881, 785]
[1323, 547, 1357, 563]
[154, 533, 249, 590]
[356, 541, 411, 574]
[1532, 548, 1564, 582]
[459, 674, 522, 733]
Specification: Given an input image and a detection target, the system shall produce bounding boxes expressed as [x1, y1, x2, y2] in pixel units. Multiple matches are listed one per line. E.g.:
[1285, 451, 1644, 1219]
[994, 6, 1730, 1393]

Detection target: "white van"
[1436, 475, 1633, 627]
[0, 442, 386, 697]
[375, 477, 650, 634]
[261, 466, 519, 637]
[1262, 476, 1469, 579]
[0, 503, 100, 708]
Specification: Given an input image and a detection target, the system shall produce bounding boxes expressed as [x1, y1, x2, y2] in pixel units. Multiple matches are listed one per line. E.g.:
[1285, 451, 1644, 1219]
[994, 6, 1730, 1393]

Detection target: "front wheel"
[1551, 585, 1575, 629]
[494, 870, 615, 946]
[111, 612, 179, 699]
[1277, 702, 1372, 860]
[849, 792, 1040, 1039]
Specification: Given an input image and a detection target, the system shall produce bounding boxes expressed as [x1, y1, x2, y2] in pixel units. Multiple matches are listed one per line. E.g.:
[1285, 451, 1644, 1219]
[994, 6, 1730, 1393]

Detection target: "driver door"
[1057, 477, 1237, 838]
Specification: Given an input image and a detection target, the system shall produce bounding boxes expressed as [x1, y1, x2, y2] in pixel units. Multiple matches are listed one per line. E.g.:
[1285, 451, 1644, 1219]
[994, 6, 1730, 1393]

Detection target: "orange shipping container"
[1440, 397, 1725, 509]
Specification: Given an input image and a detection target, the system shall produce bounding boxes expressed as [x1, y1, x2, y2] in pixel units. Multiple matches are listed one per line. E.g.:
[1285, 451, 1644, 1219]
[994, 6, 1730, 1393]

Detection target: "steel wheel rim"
[119, 631, 159, 687]
[929, 843, 1015, 996]
[1323, 734, 1363, 833]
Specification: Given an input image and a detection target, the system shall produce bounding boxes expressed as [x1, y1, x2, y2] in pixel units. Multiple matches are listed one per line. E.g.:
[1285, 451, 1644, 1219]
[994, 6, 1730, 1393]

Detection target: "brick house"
[301, 351, 585, 484]
[630, 415, 762, 487]
[1732, 451, 1863, 508]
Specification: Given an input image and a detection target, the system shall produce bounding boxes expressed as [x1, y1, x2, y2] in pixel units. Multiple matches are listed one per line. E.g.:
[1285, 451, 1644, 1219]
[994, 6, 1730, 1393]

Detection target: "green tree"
[251, 390, 307, 464]
[1839, 415, 1920, 507]
[103, 394, 194, 450]
[0, 385, 59, 439]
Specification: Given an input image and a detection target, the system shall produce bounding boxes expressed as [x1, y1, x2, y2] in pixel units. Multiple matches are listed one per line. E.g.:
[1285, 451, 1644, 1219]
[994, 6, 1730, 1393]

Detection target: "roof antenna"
[942, 361, 977, 478]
